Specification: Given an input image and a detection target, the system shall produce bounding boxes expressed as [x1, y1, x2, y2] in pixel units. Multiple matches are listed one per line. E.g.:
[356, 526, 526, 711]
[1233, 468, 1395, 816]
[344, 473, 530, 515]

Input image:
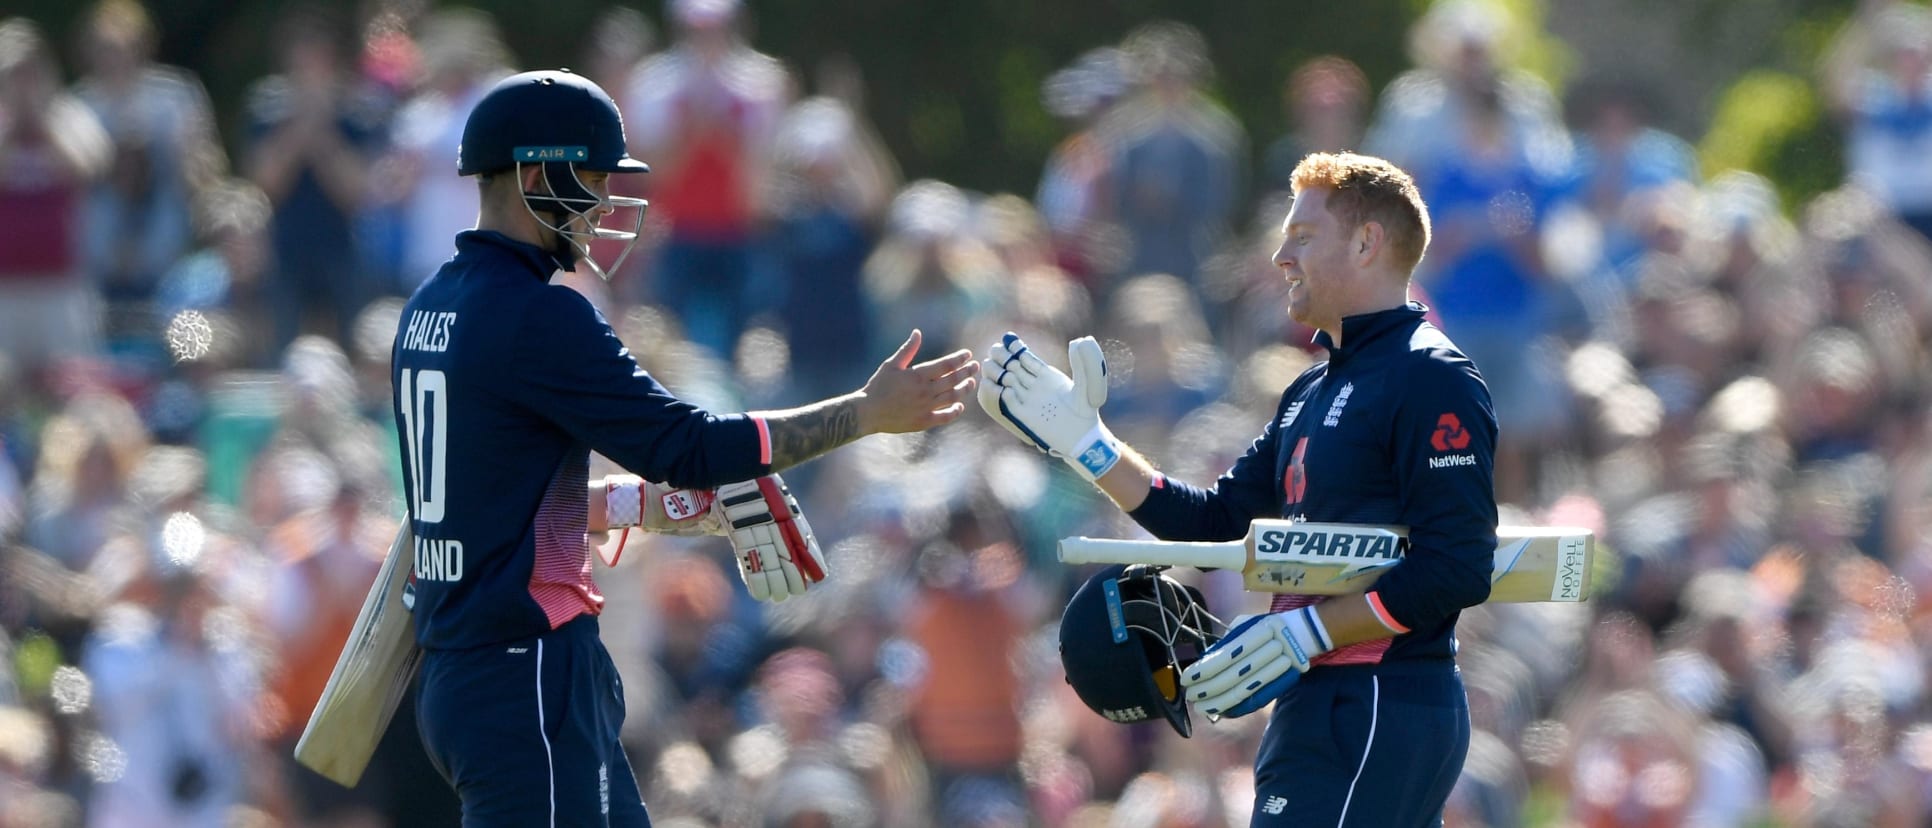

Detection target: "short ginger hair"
[1290, 152, 1432, 274]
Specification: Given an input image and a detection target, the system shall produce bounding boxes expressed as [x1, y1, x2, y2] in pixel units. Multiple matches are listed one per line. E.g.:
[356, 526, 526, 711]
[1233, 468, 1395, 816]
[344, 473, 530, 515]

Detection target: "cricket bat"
[1058, 520, 1593, 603]
[293, 522, 424, 787]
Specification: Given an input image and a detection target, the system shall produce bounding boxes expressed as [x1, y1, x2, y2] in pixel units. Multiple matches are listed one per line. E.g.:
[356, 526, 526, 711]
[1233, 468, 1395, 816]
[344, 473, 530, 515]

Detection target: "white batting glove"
[715, 474, 828, 603]
[600, 476, 723, 566]
[1180, 607, 1331, 719]
[976, 333, 1123, 481]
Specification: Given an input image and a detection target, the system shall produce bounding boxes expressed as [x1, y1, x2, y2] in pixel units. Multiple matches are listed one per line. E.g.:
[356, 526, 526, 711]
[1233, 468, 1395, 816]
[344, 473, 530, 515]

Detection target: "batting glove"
[976, 333, 1123, 482]
[715, 475, 828, 603]
[1180, 607, 1331, 719]
[600, 476, 723, 566]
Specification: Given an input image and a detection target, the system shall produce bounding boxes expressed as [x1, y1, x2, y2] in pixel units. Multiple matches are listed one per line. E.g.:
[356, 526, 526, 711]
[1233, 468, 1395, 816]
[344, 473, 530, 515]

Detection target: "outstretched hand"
[858, 330, 980, 434]
[976, 332, 1123, 481]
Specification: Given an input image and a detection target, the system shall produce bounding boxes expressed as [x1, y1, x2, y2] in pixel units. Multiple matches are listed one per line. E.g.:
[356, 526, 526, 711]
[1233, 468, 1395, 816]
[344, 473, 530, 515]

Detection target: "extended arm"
[978, 332, 1288, 538]
[755, 329, 978, 471]
[512, 280, 975, 490]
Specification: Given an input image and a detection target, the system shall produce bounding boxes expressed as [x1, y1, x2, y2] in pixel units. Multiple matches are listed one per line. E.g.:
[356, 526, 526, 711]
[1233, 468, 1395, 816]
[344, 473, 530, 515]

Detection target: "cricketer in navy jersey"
[982, 151, 1492, 826]
[392, 228, 774, 650]
[399, 69, 978, 827]
[1131, 303, 1498, 665]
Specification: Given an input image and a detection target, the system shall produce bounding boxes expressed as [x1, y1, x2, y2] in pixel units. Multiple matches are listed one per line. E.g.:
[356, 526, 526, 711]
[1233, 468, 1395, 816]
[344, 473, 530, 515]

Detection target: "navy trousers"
[418, 615, 649, 827]
[1250, 662, 1470, 827]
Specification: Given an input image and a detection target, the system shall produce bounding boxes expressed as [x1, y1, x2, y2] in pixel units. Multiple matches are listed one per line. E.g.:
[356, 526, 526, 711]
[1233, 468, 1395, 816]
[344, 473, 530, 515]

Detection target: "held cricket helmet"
[458, 69, 648, 279]
[1059, 564, 1225, 736]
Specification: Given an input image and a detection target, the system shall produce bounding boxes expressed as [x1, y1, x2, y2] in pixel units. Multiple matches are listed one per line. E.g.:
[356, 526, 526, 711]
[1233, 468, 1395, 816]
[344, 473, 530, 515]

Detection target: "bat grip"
[1056, 537, 1248, 570]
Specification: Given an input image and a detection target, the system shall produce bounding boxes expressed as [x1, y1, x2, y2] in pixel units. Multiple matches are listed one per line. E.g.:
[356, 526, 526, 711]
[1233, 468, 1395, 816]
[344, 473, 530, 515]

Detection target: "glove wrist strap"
[605, 474, 643, 528]
[1062, 421, 1123, 482]
[1285, 606, 1333, 661]
[602, 474, 645, 569]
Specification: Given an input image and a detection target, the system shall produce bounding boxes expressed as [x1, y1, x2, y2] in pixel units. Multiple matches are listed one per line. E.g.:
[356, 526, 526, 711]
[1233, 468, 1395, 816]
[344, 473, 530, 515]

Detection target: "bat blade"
[293, 522, 424, 787]
[1057, 521, 1594, 603]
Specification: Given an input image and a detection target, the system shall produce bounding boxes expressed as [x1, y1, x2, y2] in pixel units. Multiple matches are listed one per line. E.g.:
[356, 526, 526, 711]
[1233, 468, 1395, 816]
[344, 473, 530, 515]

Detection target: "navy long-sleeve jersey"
[392, 230, 772, 650]
[1131, 302, 1498, 665]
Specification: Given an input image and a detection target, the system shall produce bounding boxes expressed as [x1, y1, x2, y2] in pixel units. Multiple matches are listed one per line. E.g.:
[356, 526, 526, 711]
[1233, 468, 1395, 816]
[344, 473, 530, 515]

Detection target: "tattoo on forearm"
[762, 397, 863, 471]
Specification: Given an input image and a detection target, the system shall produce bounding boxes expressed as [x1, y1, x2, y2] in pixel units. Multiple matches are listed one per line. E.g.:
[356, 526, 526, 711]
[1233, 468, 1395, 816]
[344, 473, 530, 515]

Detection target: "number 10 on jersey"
[399, 369, 448, 523]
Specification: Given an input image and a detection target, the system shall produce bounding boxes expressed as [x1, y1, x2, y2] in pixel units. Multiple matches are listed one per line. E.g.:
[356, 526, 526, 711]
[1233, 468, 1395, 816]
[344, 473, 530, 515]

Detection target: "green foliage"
[4, 0, 1862, 208]
[1587, 540, 1621, 599]
[6, 0, 1424, 195]
[1698, 71, 1838, 209]
[13, 631, 60, 700]
[1521, 782, 1567, 825]
[1489, 0, 1579, 89]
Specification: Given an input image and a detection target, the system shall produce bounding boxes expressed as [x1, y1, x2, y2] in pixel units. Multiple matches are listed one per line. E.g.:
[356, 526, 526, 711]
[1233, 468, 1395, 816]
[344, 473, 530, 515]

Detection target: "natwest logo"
[1430, 413, 1471, 452]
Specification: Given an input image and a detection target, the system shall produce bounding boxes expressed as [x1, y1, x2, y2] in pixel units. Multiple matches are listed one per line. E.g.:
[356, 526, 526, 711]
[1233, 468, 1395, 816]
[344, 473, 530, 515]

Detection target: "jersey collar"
[454, 229, 566, 280]
[1312, 301, 1430, 365]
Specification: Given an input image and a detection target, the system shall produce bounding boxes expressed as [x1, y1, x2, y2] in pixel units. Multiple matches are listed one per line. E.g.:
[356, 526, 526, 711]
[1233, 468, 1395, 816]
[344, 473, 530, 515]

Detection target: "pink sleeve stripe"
[1151, 473, 1166, 489]
[755, 416, 772, 465]
[1365, 591, 1409, 634]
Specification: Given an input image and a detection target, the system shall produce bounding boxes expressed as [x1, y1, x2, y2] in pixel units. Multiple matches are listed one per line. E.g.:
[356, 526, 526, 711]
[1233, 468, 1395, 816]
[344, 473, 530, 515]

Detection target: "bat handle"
[1056, 537, 1248, 570]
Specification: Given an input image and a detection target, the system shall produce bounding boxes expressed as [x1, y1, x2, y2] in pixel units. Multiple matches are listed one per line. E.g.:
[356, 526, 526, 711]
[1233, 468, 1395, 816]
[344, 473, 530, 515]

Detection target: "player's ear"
[1357, 222, 1383, 264]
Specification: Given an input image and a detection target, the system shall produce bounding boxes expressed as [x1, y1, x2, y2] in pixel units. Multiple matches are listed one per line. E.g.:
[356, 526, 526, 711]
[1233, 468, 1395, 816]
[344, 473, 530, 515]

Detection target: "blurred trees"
[11, 0, 1867, 207]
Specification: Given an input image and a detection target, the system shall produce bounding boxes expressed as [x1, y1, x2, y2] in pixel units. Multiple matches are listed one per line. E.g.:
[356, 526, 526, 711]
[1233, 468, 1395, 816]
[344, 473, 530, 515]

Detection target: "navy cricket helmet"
[458, 69, 649, 277]
[1060, 565, 1224, 737]
[458, 69, 647, 177]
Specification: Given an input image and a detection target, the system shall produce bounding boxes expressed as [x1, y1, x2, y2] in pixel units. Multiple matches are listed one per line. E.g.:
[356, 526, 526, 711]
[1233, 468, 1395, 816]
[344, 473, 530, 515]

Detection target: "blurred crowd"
[7, 0, 1932, 825]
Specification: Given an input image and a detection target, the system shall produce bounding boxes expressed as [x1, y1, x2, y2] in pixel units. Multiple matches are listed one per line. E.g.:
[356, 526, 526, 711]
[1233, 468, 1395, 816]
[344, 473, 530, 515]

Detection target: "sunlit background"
[3, 0, 1932, 825]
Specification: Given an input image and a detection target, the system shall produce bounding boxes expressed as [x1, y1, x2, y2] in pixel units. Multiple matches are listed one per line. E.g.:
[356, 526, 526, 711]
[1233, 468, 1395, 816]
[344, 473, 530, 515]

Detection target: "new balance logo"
[1262, 795, 1288, 815]
[1280, 401, 1304, 430]
[1428, 454, 1477, 469]
[507, 647, 528, 654]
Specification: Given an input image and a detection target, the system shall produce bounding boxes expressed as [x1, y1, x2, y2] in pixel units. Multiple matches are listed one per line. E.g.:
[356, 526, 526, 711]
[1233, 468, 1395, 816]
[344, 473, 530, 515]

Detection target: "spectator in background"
[25, 391, 146, 572]
[1093, 273, 1222, 459]
[1101, 21, 1244, 301]
[1558, 77, 1699, 276]
[244, 6, 385, 355]
[0, 18, 111, 373]
[1558, 690, 1704, 828]
[384, 8, 512, 291]
[974, 192, 1092, 344]
[1823, 0, 1932, 241]
[72, 0, 225, 335]
[863, 181, 1002, 358]
[354, 3, 419, 106]
[583, 6, 659, 295]
[628, 0, 790, 359]
[80, 508, 263, 828]
[765, 60, 900, 399]
[761, 762, 876, 828]
[339, 5, 420, 296]
[1261, 56, 1372, 197]
[260, 467, 391, 824]
[1035, 47, 1128, 286]
[904, 515, 1029, 815]
[72, 0, 225, 321]
[1543, 77, 1701, 345]
[1365, 0, 1570, 180]
[154, 180, 273, 366]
